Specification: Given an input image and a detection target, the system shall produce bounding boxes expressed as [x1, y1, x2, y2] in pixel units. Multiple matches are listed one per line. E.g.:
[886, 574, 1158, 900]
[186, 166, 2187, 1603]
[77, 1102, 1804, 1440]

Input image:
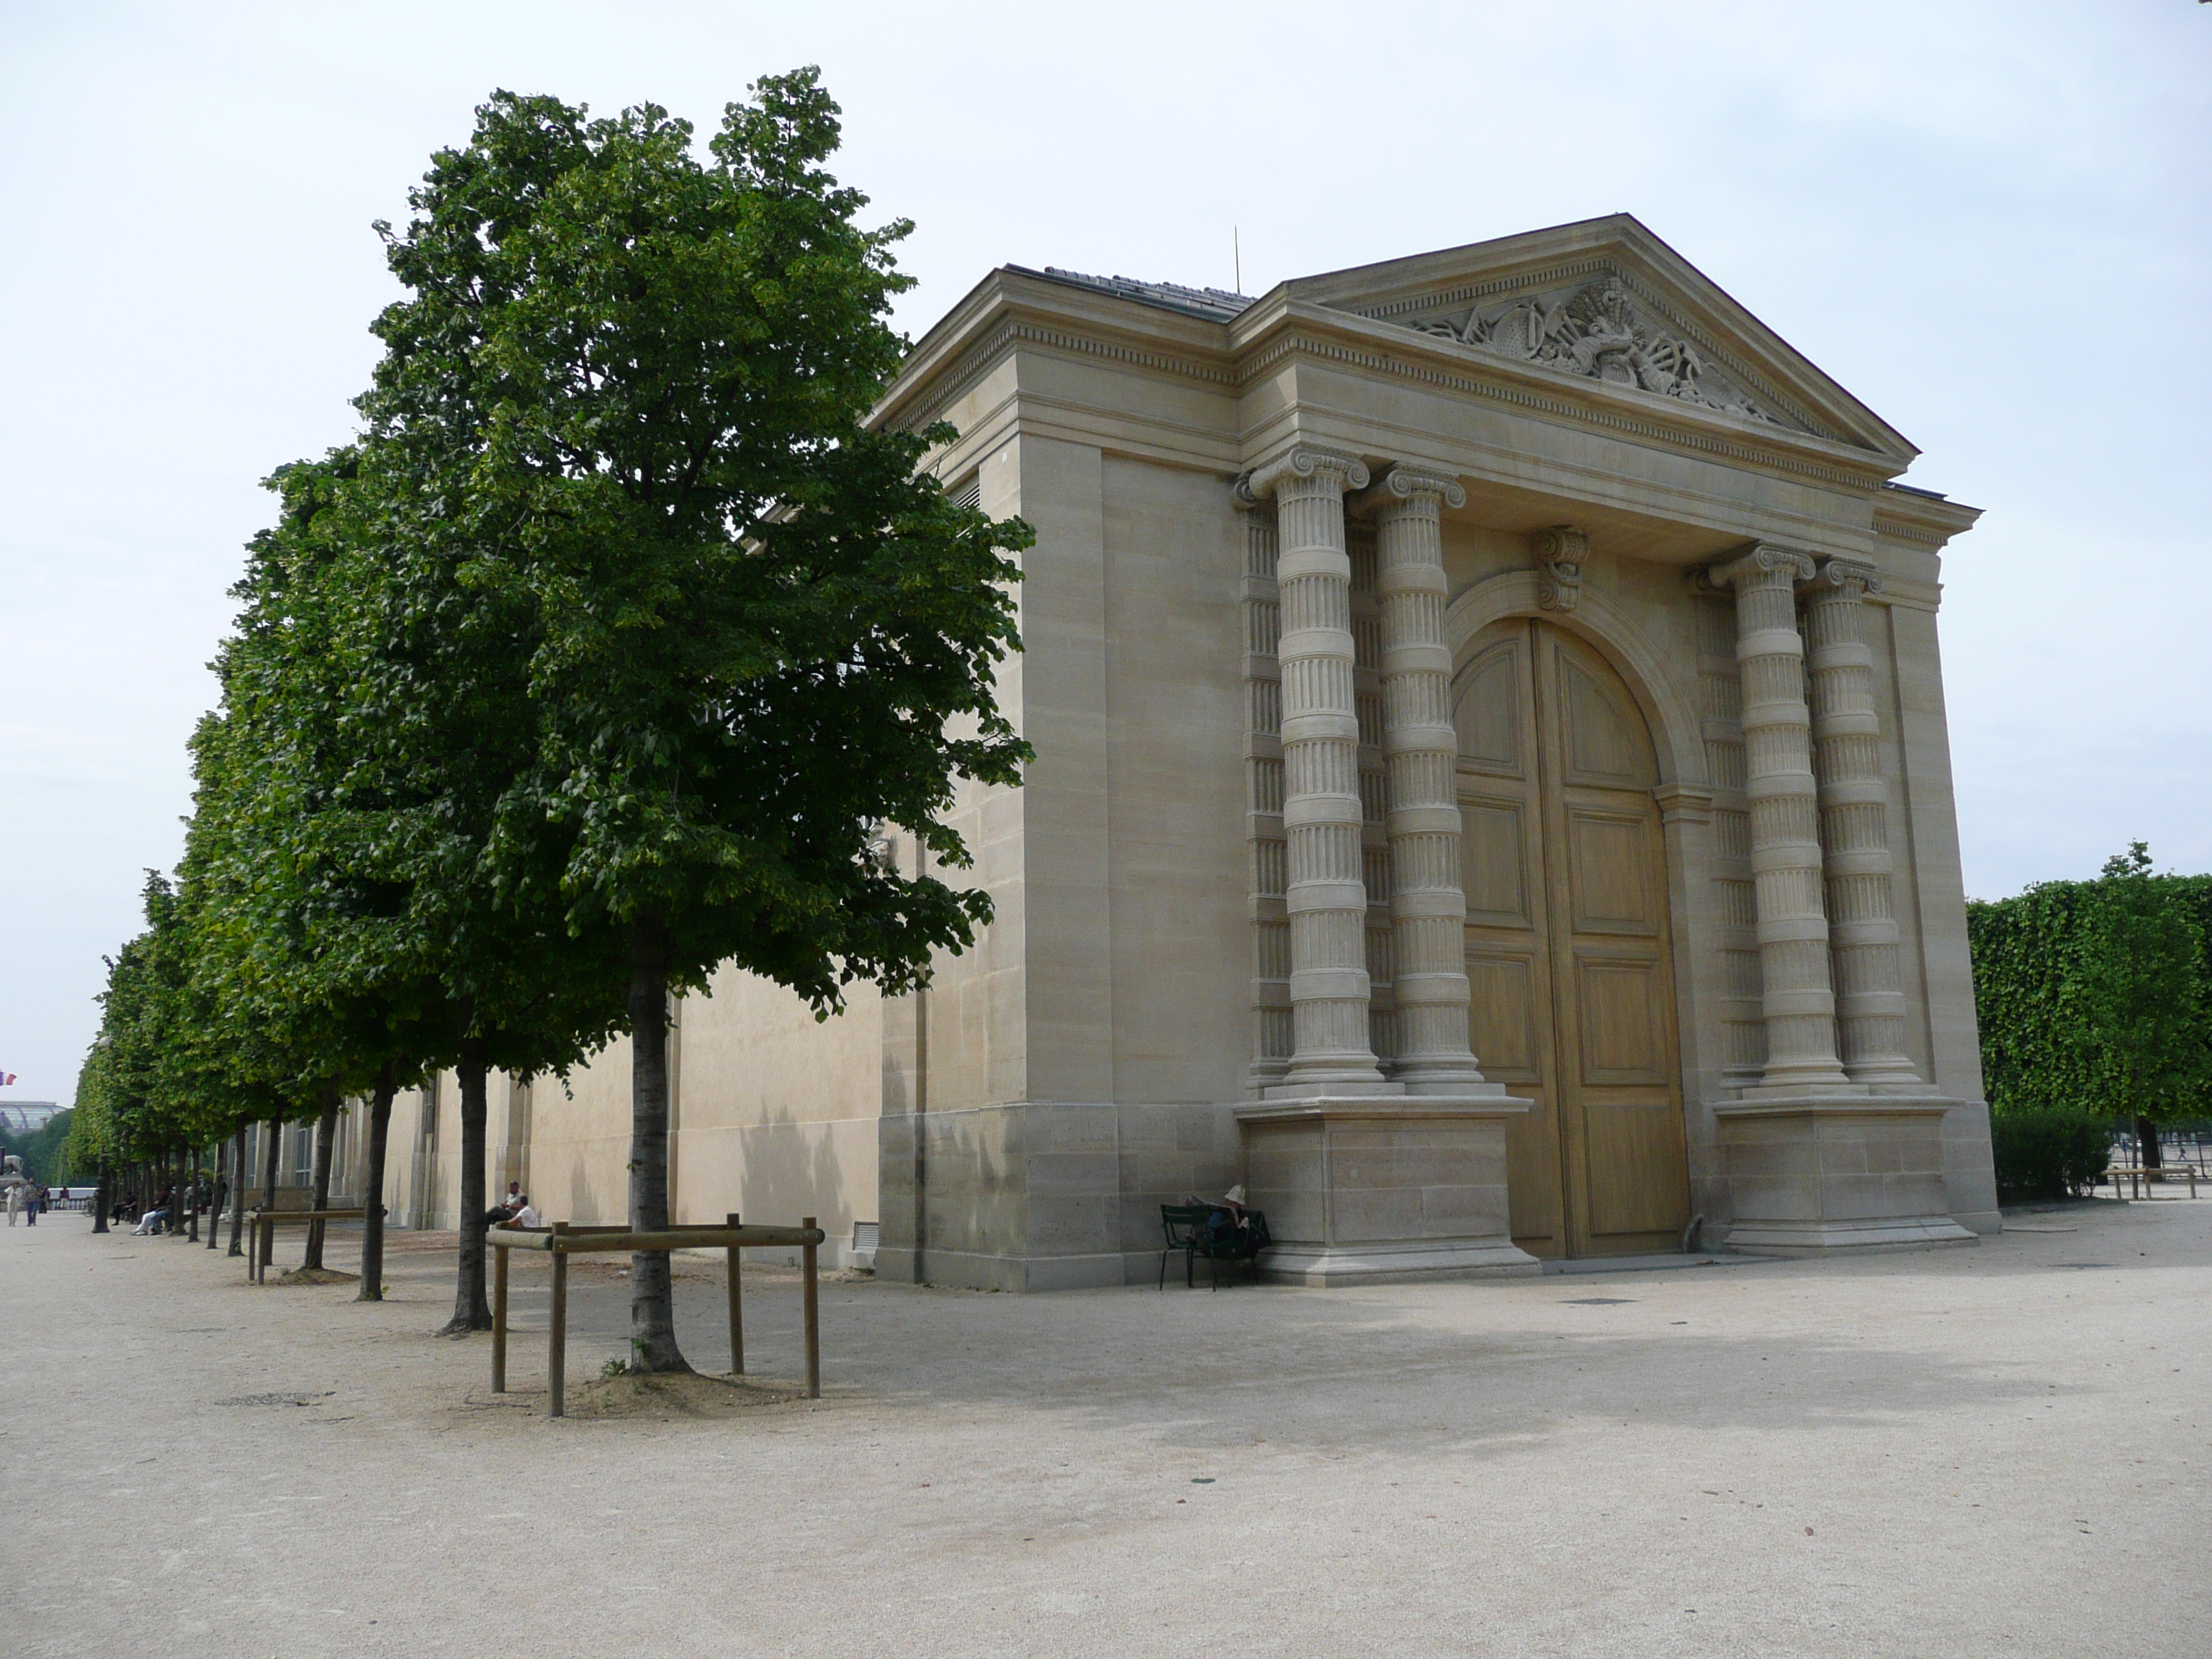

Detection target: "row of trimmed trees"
[65, 71, 1030, 1370]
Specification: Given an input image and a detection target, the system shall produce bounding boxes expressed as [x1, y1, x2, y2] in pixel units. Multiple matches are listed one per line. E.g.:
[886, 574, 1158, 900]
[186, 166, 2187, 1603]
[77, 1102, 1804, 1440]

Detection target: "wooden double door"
[1455, 619, 1689, 1259]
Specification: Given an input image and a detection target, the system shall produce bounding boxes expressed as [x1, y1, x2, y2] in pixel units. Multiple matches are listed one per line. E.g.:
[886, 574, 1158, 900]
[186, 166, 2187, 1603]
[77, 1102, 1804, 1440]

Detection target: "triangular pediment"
[1284, 216, 1914, 461]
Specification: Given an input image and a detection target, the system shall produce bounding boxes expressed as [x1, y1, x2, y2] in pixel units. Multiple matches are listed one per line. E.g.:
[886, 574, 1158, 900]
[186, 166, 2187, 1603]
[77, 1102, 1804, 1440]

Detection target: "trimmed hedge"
[1966, 858, 2212, 1150]
[1987, 1105, 2112, 1202]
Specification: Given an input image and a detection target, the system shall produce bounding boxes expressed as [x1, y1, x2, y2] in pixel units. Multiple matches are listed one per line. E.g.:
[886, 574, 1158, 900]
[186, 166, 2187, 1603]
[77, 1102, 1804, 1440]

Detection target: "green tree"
[68, 877, 245, 1235]
[1969, 844, 2212, 1169]
[3, 1109, 80, 1187]
[2074, 843, 2212, 1166]
[200, 446, 625, 1320]
[359, 72, 1030, 1369]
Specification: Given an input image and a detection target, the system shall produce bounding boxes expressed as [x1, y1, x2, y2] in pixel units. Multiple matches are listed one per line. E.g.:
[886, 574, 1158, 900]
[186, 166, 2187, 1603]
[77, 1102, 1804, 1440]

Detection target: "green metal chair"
[1159, 1202, 1271, 1290]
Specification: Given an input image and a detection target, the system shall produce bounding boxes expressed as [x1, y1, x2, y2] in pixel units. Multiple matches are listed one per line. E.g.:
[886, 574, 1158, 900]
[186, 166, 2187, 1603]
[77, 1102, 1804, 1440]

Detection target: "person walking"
[25, 1182, 42, 1226]
[6, 1181, 19, 1226]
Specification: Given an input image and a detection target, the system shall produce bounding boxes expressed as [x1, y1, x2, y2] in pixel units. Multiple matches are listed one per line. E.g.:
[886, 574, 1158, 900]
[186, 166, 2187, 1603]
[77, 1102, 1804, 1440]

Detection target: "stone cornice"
[871, 251, 1961, 517]
[873, 267, 1237, 436]
[1872, 484, 1983, 549]
[886, 315, 1236, 437]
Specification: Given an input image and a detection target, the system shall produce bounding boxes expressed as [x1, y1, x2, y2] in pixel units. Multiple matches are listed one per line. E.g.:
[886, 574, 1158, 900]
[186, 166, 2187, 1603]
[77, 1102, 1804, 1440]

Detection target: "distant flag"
[1, 1073, 14, 1087]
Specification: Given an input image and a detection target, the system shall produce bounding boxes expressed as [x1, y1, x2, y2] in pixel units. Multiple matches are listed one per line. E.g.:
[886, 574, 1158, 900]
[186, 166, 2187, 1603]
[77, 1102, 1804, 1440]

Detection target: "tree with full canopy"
[354, 69, 1030, 1369]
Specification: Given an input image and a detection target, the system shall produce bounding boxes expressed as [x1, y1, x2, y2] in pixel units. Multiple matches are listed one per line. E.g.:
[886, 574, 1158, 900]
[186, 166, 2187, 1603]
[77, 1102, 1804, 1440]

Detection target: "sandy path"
[3, 1200, 2206, 1657]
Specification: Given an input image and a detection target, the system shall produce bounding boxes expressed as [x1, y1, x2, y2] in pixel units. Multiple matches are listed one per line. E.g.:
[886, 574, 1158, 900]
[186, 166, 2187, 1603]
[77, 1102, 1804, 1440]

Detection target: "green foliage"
[1968, 842, 2212, 1130]
[359, 69, 1031, 1012]
[68, 876, 235, 1166]
[332, 68, 1031, 1364]
[73, 71, 1024, 1357]
[203, 444, 624, 1087]
[2, 1110, 81, 1185]
[1987, 1105, 2113, 1202]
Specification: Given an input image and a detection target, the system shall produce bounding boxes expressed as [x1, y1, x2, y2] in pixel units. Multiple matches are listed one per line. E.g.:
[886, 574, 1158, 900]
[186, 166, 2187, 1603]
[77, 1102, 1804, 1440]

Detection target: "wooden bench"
[2106, 1165, 2199, 1201]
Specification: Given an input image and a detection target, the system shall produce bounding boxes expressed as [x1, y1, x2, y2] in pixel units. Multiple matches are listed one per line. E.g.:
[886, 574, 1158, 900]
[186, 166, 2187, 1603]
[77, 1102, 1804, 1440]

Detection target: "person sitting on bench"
[484, 1181, 524, 1226]
[132, 1190, 174, 1236]
[493, 1195, 539, 1229]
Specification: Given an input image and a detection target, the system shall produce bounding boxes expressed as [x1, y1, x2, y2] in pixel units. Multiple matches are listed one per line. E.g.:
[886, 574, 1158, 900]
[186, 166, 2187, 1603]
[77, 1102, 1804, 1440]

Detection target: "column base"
[1236, 1093, 1537, 1285]
[1264, 1079, 1405, 1100]
[1715, 1094, 1978, 1255]
[1397, 1071, 1514, 1099]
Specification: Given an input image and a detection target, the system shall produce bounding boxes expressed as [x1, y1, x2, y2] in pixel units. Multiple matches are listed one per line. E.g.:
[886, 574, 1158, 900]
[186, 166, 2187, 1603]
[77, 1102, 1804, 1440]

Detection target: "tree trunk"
[441, 1042, 493, 1335]
[304, 1089, 341, 1269]
[356, 1069, 396, 1303]
[627, 914, 688, 1373]
[207, 1141, 225, 1249]
[2136, 1115, 2162, 1170]
[228, 1127, 248, 1256]
[91, 1160, 111, 1234]
[262, 1116, 283, 1210]
[181, 1146, 197, 1241]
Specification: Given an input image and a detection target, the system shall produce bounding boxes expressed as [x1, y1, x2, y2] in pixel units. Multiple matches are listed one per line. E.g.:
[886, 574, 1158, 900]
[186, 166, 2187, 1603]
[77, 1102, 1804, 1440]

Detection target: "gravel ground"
[4, 1197, 2206, 1657]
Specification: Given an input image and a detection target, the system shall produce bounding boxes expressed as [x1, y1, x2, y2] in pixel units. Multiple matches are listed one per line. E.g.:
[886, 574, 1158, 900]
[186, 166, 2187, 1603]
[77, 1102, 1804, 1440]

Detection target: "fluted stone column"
[1240, 448, 1384, 1092]
[1707, 545, 1850, 1093]
[1805, 557, 1922, 1087]
[1374, 466, 1487, 1093]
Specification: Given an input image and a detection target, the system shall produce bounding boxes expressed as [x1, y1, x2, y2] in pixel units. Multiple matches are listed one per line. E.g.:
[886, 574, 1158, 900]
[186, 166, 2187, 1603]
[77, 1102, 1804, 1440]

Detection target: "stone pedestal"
[1236, 1094, 1537, 1284]
[1716, 1097, 1977, 1254]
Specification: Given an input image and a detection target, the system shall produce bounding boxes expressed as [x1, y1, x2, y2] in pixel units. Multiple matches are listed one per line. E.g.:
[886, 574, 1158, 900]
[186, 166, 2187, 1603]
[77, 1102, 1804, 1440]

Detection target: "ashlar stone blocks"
[1237, 1097, 1537, 1284]
[1715, 1100, 1974, 1254]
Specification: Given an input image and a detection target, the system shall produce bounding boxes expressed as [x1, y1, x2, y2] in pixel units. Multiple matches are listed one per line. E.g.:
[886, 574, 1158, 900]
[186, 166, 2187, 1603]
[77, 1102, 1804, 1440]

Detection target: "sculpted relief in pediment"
[1377, 275, 1806, 431]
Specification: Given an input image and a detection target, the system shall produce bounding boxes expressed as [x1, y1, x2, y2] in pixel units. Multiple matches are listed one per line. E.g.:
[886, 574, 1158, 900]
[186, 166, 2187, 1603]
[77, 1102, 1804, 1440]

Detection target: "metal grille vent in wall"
[852, 1221, 880, 1257]
[947, 475, 981, 511]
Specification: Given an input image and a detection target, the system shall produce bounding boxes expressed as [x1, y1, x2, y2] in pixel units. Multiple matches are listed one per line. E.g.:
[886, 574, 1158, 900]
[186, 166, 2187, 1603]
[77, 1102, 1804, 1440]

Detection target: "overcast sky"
[4, 0, 2206, 1110]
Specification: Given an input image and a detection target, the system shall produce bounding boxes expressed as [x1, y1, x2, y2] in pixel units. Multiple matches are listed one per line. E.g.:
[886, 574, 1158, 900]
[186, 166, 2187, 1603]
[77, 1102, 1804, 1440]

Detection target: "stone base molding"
[1714, 1097, 1977, 1255]
[1236, 1094, 1537, 1285]
[1721, 1216, 1979, 1254]
[1254, 1236, 1542, 1285]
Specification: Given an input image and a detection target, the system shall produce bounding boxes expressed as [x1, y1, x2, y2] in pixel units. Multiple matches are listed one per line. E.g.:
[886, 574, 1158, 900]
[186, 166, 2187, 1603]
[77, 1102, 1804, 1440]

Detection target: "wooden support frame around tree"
[245, 1208, 370, 1284]
[486, 1215, 826, 1418]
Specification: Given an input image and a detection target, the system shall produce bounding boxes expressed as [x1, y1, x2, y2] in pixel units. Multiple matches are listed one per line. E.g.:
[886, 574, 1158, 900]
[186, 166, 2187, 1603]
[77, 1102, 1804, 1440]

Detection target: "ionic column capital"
[1373, 464, 1466, 512]
[1704, 542, 1815, 590]
[1812, 555, 1884, 599]
[1238, 446, 1370, 504]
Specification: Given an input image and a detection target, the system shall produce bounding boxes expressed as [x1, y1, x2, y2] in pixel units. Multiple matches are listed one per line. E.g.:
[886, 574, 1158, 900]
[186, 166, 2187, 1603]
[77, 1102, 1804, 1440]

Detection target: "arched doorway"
[1454, 619, 1689, 1259]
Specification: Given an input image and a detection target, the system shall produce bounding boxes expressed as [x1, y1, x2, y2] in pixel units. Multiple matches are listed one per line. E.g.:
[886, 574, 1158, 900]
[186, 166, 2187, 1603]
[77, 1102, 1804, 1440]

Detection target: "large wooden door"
[1455, 620, 1689, 1259]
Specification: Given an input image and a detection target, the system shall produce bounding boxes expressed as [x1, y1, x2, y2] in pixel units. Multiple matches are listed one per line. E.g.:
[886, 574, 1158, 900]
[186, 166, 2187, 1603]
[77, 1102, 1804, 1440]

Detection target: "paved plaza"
[4, 1201, 2206, 1657]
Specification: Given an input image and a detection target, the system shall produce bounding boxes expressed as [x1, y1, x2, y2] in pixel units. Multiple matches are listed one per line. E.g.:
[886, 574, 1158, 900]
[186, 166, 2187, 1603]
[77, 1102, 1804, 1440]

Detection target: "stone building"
[351, 215, 2000, 1288]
